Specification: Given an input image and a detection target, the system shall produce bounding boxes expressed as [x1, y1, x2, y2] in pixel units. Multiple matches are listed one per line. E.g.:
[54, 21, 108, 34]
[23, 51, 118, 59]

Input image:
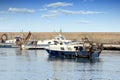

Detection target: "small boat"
[45, 38, 103, 59]
[0, 42, 19, 48]
[0, 34, 20, 48]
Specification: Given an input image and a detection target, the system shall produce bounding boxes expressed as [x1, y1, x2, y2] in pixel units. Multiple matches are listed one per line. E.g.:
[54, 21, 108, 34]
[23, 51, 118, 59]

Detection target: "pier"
[103, 43, 120, 50]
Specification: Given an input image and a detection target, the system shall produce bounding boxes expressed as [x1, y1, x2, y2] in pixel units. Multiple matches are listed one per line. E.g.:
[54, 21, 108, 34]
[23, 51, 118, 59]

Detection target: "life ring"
[1, 33, 8, 43]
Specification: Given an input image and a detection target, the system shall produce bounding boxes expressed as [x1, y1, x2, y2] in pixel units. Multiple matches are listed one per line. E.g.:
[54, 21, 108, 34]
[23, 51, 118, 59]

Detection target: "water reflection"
[0, 49, 120, 80]
[47, 56, 101, 63]
[15, 49, 28, 56]
[47, 56, 102, 80]
[0, 48, 14, 56]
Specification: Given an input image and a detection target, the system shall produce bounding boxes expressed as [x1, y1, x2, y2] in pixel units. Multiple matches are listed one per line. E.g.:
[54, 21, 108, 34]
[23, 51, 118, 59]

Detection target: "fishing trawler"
[45, 37, 103, 59]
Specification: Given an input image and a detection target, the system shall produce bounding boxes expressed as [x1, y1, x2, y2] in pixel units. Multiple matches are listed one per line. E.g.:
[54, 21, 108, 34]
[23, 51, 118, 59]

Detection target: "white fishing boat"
[45, 38, 103, 59]
[21, 34, 72, 50]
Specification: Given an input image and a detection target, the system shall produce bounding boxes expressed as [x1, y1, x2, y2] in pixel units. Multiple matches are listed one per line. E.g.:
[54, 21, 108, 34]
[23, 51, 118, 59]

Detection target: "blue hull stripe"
[46, 49, 100, 58]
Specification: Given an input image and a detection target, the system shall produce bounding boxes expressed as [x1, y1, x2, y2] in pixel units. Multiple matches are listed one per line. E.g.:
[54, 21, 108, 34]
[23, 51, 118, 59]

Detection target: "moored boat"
[21, 40, 50, 50]
[21, 34, 72, 50]
[45, 39, 103, 59]
[0, 34, 21, 48]
[0, 43, 19, 48]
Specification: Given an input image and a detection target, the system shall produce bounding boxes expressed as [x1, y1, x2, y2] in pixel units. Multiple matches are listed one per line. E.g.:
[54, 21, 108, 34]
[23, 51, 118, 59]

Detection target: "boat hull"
[0, 44, 19, 48]
[21, 44, 49, 50]
[46, 49, 101, 59]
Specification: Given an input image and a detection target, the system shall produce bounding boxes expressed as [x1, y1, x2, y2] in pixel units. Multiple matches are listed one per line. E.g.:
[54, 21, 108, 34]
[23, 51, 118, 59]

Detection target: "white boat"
[0, 37, 21, 48]
[21, 34, 72, 50]
[21, 40, 51, 50]
[0, 32, 31, 48]
[45, 40, 103, 59]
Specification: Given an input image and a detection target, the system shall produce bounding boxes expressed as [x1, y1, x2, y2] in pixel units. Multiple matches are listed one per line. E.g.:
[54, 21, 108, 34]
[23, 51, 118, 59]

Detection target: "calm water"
[0, 48, 120, 80]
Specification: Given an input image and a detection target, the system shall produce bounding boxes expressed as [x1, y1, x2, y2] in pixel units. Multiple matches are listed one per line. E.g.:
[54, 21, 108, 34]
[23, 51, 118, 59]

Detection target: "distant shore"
[0, 32, 120, 43]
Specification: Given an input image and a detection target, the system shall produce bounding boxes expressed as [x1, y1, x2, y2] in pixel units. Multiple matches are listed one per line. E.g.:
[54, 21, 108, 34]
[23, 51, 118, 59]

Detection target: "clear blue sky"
[0, 0, 120, 32]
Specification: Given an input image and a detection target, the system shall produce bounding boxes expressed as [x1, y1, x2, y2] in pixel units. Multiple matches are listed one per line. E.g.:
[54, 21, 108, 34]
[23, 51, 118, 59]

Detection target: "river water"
[0, 48, 120, 80]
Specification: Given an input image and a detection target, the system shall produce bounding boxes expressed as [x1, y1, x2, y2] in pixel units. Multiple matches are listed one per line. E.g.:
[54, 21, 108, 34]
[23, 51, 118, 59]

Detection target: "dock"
[103, 43, 120, 50]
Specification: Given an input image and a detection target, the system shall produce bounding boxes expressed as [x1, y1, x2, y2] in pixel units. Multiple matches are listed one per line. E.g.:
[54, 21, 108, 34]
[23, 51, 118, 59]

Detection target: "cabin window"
[74, 46, 83, 51]
[31, 41, 34, 44]
[60, 43, 63, 45]
[74, 46, 79, 50]
[79, 47, 83, 51]
[48, 42, 51, 44]
[54, 41, 59, 45]
[54, 42, 57, 45]
[61, 37, 64, 40]
[31, 41, 37, 45]
[61, 47, 64, 50]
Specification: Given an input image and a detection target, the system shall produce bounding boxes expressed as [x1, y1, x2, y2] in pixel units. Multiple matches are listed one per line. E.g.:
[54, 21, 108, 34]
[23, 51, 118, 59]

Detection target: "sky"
[0, 0, 120, 32]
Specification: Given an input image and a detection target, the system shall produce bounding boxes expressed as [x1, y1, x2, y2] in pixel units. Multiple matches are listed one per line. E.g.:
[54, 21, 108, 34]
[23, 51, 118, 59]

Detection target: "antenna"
[60, 29, 62, 35]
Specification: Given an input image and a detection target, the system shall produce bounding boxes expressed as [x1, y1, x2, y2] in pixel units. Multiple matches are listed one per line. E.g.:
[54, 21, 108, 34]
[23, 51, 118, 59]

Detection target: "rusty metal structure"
[15, 32, 31, 47]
